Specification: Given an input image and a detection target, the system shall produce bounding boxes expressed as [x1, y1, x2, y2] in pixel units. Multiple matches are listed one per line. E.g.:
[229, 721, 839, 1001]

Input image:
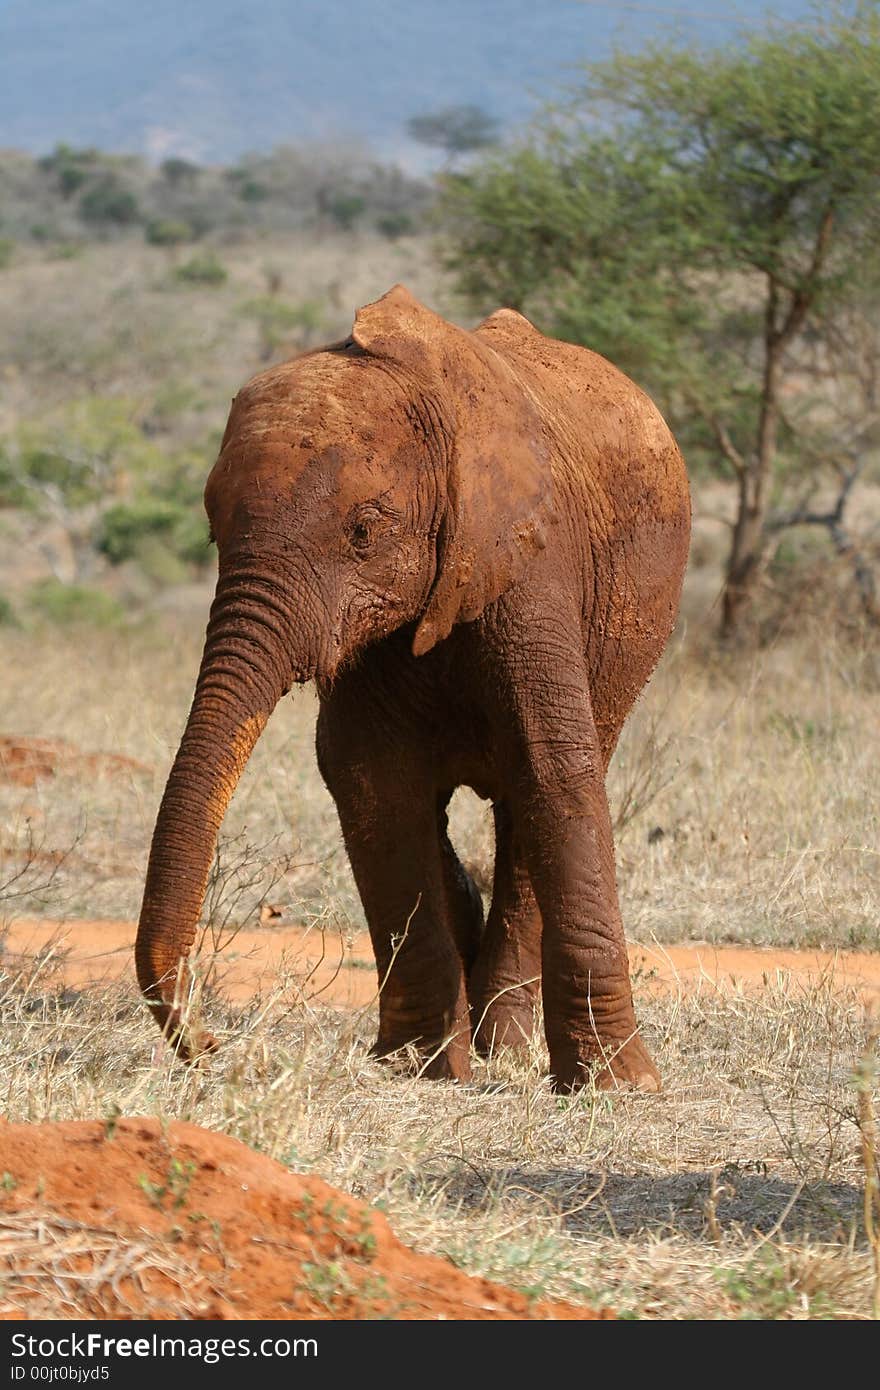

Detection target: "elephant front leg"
[491, 625, 660, 1093]
[318, 751, 472, 1081]
[347, 818, 472, 1081]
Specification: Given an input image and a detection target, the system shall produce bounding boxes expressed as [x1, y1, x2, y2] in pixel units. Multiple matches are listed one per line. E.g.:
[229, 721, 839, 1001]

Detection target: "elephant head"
[135, 285, 554, 1055]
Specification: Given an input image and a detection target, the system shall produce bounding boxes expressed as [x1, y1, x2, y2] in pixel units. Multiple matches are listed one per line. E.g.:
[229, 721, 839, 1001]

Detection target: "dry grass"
[0, 233, 449, 436]
[0, 1209, 210, 1319]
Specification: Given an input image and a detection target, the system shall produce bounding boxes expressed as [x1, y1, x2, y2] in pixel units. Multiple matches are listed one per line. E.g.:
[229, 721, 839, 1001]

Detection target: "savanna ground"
[1, 232, 879, 1319]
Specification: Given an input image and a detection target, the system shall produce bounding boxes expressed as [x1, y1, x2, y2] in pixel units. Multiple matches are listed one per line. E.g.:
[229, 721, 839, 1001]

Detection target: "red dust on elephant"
[135, 285, 690, 1093]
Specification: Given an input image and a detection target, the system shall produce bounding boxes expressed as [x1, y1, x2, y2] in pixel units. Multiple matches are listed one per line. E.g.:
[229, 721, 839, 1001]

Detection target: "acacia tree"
[439, 3, 880, 636]
[407, 105, 500, 165]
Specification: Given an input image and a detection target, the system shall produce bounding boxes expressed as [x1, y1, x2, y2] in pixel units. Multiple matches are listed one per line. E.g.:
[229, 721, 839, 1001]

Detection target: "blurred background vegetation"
[1, 3, 878, 648]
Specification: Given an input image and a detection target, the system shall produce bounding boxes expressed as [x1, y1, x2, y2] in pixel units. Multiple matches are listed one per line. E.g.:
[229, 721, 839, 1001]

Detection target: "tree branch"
[777, 203, 835, 348]
[766, 456, 865, 533]
[708, 415, 748, 478]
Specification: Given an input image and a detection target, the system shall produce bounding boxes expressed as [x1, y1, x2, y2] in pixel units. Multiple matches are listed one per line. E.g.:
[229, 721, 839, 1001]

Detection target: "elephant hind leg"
[469, 801, 542, 1055]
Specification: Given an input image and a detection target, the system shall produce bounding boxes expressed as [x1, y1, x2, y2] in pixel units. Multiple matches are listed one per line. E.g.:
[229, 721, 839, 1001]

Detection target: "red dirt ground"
[6, 916, 880, 1011]
[0, 1119, 610, 1321]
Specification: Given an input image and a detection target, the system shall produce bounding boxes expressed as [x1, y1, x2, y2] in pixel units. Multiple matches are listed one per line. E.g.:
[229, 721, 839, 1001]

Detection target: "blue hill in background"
[0, 0, 816, 164]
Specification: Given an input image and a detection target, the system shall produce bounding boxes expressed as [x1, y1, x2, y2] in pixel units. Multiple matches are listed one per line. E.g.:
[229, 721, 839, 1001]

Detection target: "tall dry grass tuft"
[855, 1017, 880, 1318]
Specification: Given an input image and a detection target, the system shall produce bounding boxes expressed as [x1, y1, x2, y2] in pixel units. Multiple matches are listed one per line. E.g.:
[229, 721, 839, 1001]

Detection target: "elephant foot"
[549, 1033, 661, 1095]
[177, 1029, 219, 1065]
[149, 1001, 218, 1064]
[472, 1000, 537, 1056]
[369, 1033, 472, 1083]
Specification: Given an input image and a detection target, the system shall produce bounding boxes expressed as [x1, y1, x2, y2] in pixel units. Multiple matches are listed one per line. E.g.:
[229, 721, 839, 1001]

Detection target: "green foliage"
[440, 4, 880, 469]
[0, 143, 429, 246]
[173, 253, 228, 285]
[147, 381, 203, 428]
[0, 448, 34, 508]
[48, 242, 84, 261]
[8, 399, 165, 507]
[0, 238, 14, 269]
[98, 500, 183, 562]
[718, 1251, 835, 1319]
[160, 157, 201, 187]
[96, 499, 210, 569]
[79, 175, 141, 226]
[138, 1159, 197, 1211]
[27, 580, 124, 628]
[0, 594, 17, 627]
[375, 212, 413, 240]
[38, 144, 101, 200]
[238, 179, 269, 203]
[58, 165, 89, 199]
[145, 218, 194, 246]
[3, 394, 213, 593]
[169, 509, 212, 565]
[324, 193, 365, 231]
[241, 296, 324, 360]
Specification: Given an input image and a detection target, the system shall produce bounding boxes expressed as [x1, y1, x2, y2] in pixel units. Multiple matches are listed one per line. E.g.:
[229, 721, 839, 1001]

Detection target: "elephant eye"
[348, 507, 380, 554]
[347, 500, 397, 556]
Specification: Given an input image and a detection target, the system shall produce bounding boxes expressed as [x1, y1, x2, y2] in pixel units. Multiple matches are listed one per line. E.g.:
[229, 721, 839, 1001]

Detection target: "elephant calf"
[135, 285, 690, 1092]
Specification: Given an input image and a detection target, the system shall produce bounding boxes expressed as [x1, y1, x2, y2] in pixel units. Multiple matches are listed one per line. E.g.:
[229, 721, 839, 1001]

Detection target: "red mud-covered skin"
[0, 1119, 611, 1319]
[135, 286, 690, 1093]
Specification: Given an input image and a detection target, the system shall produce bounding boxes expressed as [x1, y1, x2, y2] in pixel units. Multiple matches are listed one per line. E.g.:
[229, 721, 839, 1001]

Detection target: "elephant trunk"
[135, 564, 304, 1055]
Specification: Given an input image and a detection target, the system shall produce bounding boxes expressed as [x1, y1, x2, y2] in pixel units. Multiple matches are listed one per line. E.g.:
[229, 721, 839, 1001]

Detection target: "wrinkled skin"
[135, 286, 690, 1092]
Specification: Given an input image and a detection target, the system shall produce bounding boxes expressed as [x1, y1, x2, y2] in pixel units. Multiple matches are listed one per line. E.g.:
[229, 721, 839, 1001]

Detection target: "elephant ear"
[352, 286, 554, 657]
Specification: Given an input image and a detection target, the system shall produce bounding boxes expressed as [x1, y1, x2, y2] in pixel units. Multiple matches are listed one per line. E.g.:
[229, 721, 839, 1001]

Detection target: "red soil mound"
[0, 1119, 609, 1321]
[0, 735, 149, 788]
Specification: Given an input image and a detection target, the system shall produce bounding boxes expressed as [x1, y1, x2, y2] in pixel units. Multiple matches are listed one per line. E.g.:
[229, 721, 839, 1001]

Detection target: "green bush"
[173, 253, 228, 286]
[96, 499, 210, 568]
[9, 398, 166, 509]
[376, 212, 414, 241]
[28, 580, 124, 628]
[48, 242, 84, 261]
[238, 179, 268, 203]
[0, 449, 36, 508]
[0, 239, 14, 269]
[160, 157, 201, 187]
[0, 593, 17, 626]
[39, 144, 100, 200]
[58, 165, 89, 199]
[79, 177, 140, 226]
[325, 193, 365, 230]
[241, 296, 324, 359]
[145, 218, 193, 246]
[97, 500, 178, 562]
[170, 509, 212, 565]
[128, 535, 190, 586]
